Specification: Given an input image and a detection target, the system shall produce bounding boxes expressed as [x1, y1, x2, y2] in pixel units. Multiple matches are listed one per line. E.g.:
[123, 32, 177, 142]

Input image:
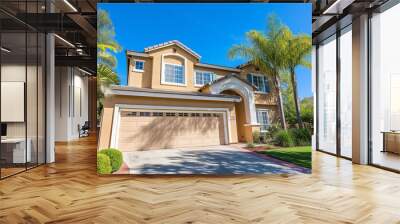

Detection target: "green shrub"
[265, 123, 282, 143]
[252, 130, 261, 144]
[99, 148, 123, 173]
[273, 130, 294, 147]
[97, 153, 112, 174]
[246, 143, 255, 148]
[289, 128, 311, 146]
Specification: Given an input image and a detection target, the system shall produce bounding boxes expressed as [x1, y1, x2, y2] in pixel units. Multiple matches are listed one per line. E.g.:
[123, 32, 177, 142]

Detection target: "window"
[166, 112, 176, 117]
[164, 63, 185, 85]
[247, 74, 270, 93]
[152, 112, 164, 117]
[317, 35, 337, 154]
[134, 60, 145, 72]
[139, 112, 151, 117]
[257, 109, 270, 132]
[190, 113, 200, 117]
[178, 112, 189, 117]
[195, 71, 215, 86]
[127, 112, 137, 116]
[339, 26, 352, 158]
[370, 4, 400, 171]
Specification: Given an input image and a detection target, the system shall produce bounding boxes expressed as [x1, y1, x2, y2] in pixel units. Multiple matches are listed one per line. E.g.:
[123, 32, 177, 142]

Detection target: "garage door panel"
[117, 110, 226, 151]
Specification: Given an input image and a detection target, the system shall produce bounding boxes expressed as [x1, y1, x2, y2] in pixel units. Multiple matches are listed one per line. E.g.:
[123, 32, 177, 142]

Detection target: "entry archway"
[201, 74, 260, 142]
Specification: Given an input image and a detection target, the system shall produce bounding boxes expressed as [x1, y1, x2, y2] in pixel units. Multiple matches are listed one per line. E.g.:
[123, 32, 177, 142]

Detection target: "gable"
[144, 40, 201, 60]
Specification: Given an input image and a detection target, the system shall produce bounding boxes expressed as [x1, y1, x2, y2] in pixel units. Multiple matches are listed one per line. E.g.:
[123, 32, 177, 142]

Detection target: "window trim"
[248, 73, 269, 93]
[194, 70, 215, 87]
[133, 59, 145, 72]
[162, 63, 186, 86]
[256, 109, 270, 133]
[161, 53, 187, 86]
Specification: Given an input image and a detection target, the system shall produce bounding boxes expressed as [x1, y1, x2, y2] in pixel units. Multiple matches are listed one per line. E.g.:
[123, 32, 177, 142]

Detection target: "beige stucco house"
[98, 40, 279, 151]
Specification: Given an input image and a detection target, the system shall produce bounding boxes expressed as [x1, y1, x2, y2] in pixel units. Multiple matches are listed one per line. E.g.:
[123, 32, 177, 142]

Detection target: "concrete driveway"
[122, 145, 310, 175]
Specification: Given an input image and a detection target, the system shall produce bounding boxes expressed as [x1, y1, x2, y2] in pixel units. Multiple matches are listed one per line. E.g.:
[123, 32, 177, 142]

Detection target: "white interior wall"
[54, 67, 89, 141]
[1, 64, 28, 138]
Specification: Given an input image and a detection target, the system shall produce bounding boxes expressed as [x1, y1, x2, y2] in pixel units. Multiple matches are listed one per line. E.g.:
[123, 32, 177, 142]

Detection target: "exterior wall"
[121, 44, 281, 145]
[239, 64, 277, 105]
[255, 104, 279, 125]
[193, 65, 239, 89]
[98, 95, 238, 150]
[149, 46, 199, 91]
[127, 56, 153, 88]
[235, 99, 247, 142]
[127, 45, 242, 92]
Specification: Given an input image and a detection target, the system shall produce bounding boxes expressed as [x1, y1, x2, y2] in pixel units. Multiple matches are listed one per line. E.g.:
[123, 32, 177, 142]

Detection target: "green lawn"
[260, 146, 312, 169]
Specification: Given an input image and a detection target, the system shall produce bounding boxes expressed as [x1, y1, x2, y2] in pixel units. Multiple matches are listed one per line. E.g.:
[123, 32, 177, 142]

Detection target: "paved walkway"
[122, 145, 310, 175]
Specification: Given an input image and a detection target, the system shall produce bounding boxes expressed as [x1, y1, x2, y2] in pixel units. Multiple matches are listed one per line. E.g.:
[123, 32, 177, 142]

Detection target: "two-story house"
[98, 40, 278, 151]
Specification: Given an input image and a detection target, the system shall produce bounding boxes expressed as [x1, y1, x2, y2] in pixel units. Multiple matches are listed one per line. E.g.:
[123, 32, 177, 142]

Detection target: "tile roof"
[144, 40, 201, 59]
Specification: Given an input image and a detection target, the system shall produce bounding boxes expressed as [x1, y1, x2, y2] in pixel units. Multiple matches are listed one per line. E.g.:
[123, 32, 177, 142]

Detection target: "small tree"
[286, 33, 312, 128]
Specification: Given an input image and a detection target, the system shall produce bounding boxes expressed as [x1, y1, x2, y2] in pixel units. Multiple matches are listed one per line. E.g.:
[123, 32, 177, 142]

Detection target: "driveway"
[122, 145, 310, 175]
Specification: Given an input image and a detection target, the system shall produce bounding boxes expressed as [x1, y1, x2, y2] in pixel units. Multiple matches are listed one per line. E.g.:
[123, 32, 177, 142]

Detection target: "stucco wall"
[128, 57, 153, 88]
[256, 104, 279, 126]
[127, 44, 243, 92]
[239, 64, 277, 105]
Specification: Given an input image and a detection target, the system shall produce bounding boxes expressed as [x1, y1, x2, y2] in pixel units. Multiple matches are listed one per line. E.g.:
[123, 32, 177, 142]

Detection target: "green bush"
[252, 130, 261, 144]
[289, 128, 311, 146]
[99, 148, 123, 173]
[265, 123, 282, 143]
[246, 143, 255, 148]
[97, 153, 112, 174]
[273, 130, 294, 147]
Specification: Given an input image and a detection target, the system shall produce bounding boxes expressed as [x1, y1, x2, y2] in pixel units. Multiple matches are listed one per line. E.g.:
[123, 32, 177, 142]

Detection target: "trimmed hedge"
[97, 153, 112, 174]
[99, 148, 123, 173]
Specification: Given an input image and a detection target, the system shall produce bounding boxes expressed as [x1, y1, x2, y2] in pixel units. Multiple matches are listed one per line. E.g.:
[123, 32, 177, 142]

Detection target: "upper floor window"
[247, 74, 270, 93]
[134, 60, 145, 72]
[164, 63, 185, 85]
[257, 109, 270, 132]
[195, 71, 215, 86]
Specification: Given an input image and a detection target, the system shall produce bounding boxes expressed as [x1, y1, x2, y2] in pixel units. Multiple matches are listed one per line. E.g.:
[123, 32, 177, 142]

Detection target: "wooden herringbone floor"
[1, 135, 400, 224]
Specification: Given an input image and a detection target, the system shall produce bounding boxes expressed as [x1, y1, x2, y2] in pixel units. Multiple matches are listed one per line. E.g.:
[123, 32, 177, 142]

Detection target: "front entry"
[221, 90, 247, 142]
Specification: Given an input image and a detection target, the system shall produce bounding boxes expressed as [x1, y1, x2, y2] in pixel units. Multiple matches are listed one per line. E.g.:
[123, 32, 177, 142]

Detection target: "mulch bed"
[243, 145, 277, 152]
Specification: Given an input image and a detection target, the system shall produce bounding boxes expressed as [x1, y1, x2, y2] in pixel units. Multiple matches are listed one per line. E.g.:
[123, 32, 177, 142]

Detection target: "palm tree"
[97, 9, 121, 118]
[97, 9, 121, 68]
[97, 64, 120, 117]
[286, 33, 312, 128]
[97, 64, 120, 101]
[229, 15, 289, 130]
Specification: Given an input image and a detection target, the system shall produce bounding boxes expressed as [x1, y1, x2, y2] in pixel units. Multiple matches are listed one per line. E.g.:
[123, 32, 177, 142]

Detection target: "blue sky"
[99, 3, 312, 99]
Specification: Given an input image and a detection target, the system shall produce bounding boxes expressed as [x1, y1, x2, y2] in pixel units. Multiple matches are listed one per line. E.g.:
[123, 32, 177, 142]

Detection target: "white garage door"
[116, 110, 227, 151]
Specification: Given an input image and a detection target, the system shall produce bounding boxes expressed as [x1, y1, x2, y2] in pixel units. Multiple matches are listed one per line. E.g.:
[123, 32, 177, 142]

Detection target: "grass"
[259, 146, 312, 169]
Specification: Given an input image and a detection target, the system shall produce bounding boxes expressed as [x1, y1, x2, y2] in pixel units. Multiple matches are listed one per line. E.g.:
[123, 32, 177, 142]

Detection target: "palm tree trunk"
[273, 74, 287, 130]
[290, 68, 304, 129]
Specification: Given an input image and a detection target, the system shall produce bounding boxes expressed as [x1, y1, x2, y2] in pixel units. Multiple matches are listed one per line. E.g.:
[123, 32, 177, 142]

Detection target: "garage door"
[117, 110, 226, 151]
